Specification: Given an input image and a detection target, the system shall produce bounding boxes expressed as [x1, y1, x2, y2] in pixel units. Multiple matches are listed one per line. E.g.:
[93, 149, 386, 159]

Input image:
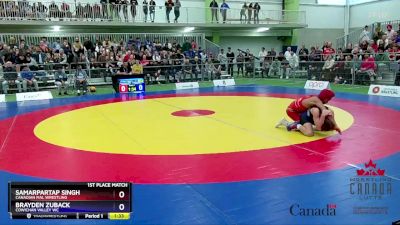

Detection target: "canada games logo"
[350, 159, 392, 200]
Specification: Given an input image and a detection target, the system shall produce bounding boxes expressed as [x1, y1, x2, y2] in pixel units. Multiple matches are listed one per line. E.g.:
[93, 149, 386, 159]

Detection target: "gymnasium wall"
[218, 36, 282, 55]
[11, 0, 398, 51]
[349, 0, 400, 28]
[295, 3, 344, 48]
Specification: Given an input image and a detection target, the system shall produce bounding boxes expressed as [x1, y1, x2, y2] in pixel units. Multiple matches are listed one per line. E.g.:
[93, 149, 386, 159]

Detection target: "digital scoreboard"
[8, 182, 132, 220]
[118, 78, 145, 93]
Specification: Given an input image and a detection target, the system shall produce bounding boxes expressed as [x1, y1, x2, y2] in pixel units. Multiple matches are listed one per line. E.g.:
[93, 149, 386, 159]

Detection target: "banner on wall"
[368, 85, 400, 98]
[175, 82, 199, 90]
[0, 94, 5, 103]
[213, 79, 235, 87]
[16, 91, 53, 102]
[304, 80, 330, 90]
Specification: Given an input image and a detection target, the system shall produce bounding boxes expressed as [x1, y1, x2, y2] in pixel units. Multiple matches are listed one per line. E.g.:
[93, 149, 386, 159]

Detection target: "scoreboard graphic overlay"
[0, 85, 399, 225]
[9, 182, 132, 220]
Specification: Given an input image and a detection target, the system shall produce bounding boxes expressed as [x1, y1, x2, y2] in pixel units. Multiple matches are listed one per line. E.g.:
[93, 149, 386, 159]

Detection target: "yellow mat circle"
[34, 96, 354, 155]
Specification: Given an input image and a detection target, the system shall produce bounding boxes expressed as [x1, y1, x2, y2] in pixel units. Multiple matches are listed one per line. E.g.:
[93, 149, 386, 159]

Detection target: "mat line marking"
[91, 105, 149, 154]
[0, 102, 23, 154]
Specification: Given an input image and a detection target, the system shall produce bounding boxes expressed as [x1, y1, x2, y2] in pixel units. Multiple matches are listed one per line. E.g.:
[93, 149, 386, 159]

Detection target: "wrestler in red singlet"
[286, 89, 335, 121]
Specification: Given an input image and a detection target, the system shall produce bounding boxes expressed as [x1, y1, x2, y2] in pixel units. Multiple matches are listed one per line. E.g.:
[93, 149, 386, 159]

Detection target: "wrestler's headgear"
[318, 89, 335, 103]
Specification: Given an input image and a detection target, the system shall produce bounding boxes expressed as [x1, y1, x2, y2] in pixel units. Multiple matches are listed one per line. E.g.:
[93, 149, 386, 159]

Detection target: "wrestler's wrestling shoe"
[275, 118, 290, 128]
[286, 122, 300, 131]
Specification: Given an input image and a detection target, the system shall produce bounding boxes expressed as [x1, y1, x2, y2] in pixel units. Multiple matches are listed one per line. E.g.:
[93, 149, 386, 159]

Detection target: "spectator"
[386, 24, 395, 40]
[258, 47, 267, 67]
[109, 0, 119, 20]
[117, 61, 132, 75]
[25, 53, 39, 71]
[377, 35, 389, 49]
[61, 2, 72, 19]
[321, 54, 335, 81]
[284, 46, 291, 60]
[39, 39, 49, 53]
[76, 2, 84, 19]
[48, 1, 59, 19]
[253, 3, 260, 24]
[343, 43, 353, 55]
[375, 47, 390, 68]
[395, 33, 400, 45]
[18, 40, 28, 52]
[277, 52, 287, 78]
[84, 3, 93, 20]
[268, 58, 282, 77]
[0, 43, 6, 64]
[8, 37, 17, 49]
[16, 54, 27, 66]
[359, 25, 371, 43]
[209, 0, 218, 23]
[100, 0, 108, 20]
[334, 54, 345, 73]
[236, 50, 244, 76]
[130, 0, 138, 21]
[245, 53, 255, 77]
[72, 37, 83, 58]
[32, 47, 47, 66]
[149, 0, 156, 22]
[226, 47, 235, 76]
[286, 51, 299, 79]
[240, 3, 247, 23]
[140, 54, 149, 66]
[323, 42, 335, 60]
[265, 50, 274, 66]
[165, 0, 174, 23]
[397, 25, 400, 36]
[209, 58, 221, 80]
[59, 49, 68, 64]
[359, 40, 368, 51]
[2, 61, 21, 94]
[54, 66, 68, 95]
[358, 53, 377, 82]
[217, 48, 227, 71]
[121, 0, 129, 22]
[20, 67, 39, 92]
[204, 57, 214, 80]
[75, 65, 88, 95]
[247, 3, 253, 24]
[84, 38, 95, 54]
[174, 0, 181, 23]
[152, 51, 161, 62]
[181, 58, 193, 81]
[220, 0, 229, 23]
[388, 44, 400, 62]
[37, 2, 47, 20]
[308, 46, 322, 79]
[192, 56, 202, 80]
[171, 50, 184, 82]
[142, 0, 148, 22]
[270, 48, 277, 58]
[20, 0, 32, 18]
[298, 44, 309, 69]
[131, 60, 143, 74]
[373, 25, 384, 43]
[52, 38, 62, 52]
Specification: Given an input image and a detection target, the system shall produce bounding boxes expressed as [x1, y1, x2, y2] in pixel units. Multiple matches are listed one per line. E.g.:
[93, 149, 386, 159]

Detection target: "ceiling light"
[183, 27, 195, 33]
[256, 27, 270, 32]
[52, 26, 61, 32]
